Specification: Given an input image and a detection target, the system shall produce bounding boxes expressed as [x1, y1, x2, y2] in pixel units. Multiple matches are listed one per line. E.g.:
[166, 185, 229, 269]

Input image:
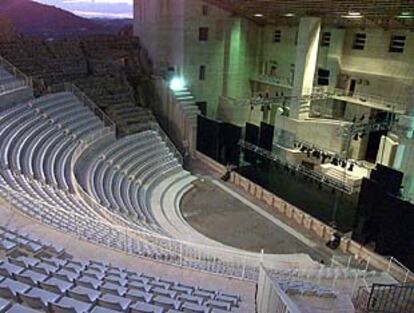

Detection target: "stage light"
[169, 77, 185, 91]
[398, 12, 413, 19]
[284, 13, 295, 17]
[254, 13, 264, 17]
[341, 11, 363, 19]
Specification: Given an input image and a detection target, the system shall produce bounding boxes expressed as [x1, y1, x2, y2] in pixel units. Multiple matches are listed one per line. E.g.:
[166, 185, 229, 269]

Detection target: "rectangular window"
[389, 35, 406, 53]
[199, 65, 206, 81]
[321, 32, 331, 47]
[199, 27, 209, 41]
[352, 33, 366, 50]
[273, 30, 281, 43]
[317, 68, 330, 86]
[202, 4, 209, 16]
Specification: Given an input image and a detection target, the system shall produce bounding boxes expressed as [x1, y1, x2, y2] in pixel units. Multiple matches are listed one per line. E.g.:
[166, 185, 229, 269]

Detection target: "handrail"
[317, 86, 408, 113]
[257, 265, 302, 313]
[147, 122, 184, 165]
[0, 55, 32, 87]
[253, 74, 293, 88]
[62, 83, 117, 132]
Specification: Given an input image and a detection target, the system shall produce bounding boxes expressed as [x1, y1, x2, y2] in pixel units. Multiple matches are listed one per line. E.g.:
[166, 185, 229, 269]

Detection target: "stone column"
[290, 17, 321, 119]
[393, 91, 414, 202]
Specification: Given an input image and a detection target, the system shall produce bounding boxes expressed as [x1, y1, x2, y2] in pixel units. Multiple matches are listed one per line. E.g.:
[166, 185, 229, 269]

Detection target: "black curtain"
[259, 122, 274, 151]
[244, 123, 260, 164]
[197, 115, 220, 160]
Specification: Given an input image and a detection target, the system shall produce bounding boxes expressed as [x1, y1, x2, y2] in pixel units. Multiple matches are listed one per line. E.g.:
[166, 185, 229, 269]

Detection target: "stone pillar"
[393, 114, 414, 202]
[290, 17, 321, 119]
[327, 28, 346, 89]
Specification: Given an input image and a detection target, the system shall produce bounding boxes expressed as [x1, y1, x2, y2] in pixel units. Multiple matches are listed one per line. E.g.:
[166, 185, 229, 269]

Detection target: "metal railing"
[253, 74, 293, 89]
[386, 257, 414, 285]
[147, 122, 184, 165]
[62, 83, 116, 132]
[0, 56, 32, 94]
[314, 86, 408, 113]
[257, 265, 301, 313]
[238, 139, 354, 194]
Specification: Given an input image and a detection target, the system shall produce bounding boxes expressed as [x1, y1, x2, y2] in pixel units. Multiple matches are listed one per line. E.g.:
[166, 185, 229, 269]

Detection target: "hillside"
[0, 0, 103, 35]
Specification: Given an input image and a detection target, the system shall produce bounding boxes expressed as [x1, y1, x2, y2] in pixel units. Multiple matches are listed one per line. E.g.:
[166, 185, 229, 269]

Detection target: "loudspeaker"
[370, 164, 403, 196]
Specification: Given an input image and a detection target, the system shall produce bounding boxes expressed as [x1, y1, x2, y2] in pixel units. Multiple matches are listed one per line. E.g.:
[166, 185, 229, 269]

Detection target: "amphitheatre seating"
[0, 225, 66, 260]
[0, 240, 242, 313]
[0, 66, 26, 95]
[106, 103, 156, 135]
[75, 130, 185, 234]
[0, 92, 104, 191]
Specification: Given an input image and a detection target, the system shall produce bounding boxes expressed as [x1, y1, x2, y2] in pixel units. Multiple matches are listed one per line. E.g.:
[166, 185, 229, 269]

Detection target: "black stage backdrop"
[244, 123, 260, 164]
[197, 115, 241, 166]
[259, 122, 274, 151]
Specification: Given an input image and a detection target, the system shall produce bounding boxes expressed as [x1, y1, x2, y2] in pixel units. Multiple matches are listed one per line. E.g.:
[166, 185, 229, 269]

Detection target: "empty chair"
[215, 294, 238, 307]
[82, 269, 105, 280]
[150, 281, 170, 290]
[152, 287, 176, 299]
[177, 294, 203, 305]
[100, 283, 127, 297]
[68, 286, 101, 303]
[15, 269, 48, 286]
[205, 300, 231, 311]
[181, 302, 210, 313]
[130, 302, 163, 313]
[90, 306, 122, 313]
[0, 278, 31, 300]
[49, 297, 92, 313]
[153, 295, 181, 311]
[128, 281, 152, 293]
[104, 275, 127, 287]
[75, 276, 102, 290]
[42, 257, 67, 268]
[9, 257, 39, 268]
[6, 303, 39, 313]
[125, 289, 153, 303]
[19, 287, 60, 310]
[53, 269, 79, 282]
[193, 290, 215, 301]
[171, 285, 192, 295]
[0, 297, 11, 313]
[31, 262, 58, 275]
[97, 294, 131, 312]
[210, 309, 229, 313]
[0, 262, 24, 278]
[0, 240, 17, 254]
[39, 277, 73, 295]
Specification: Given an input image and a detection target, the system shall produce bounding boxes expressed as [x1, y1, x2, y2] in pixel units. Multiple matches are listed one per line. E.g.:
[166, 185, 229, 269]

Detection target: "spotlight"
[169, 77, 185, 91]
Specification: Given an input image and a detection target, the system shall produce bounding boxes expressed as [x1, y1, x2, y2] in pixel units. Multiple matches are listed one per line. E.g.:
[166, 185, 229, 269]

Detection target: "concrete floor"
[182, 179, 329, 262]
